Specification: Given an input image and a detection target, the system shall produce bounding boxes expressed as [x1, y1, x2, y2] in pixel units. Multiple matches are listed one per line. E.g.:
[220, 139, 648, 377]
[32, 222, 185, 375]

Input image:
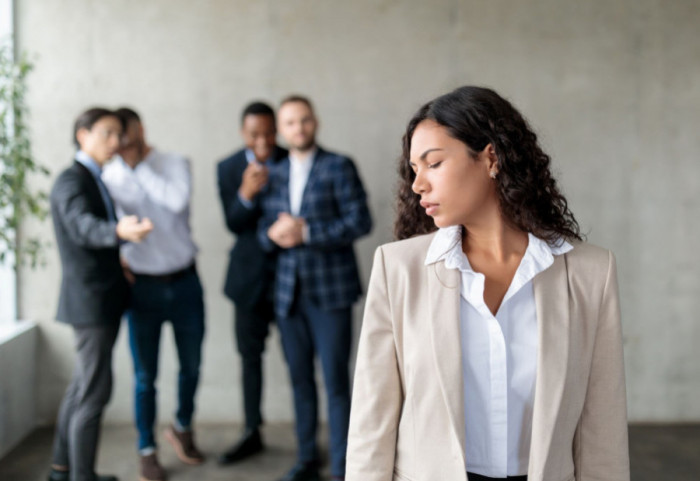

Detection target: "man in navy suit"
[258, 96, 372, 481]
[216, 102, 288, 464]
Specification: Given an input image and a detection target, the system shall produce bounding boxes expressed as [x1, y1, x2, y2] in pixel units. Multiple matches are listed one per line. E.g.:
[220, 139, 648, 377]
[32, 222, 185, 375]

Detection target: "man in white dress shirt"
[102, 108, 205, 481]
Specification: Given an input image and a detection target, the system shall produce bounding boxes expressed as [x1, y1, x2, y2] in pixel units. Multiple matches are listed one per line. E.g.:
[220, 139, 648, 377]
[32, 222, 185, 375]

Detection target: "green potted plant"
[0, 43, 49, 295]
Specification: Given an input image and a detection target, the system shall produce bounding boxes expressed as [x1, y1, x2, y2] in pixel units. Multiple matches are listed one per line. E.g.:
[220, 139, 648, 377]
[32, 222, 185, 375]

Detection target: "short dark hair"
[279, 95, 314, 113]
[115, 107, 141, 126]
[73, 107, 124, 149]
[241, 101, 275, 125]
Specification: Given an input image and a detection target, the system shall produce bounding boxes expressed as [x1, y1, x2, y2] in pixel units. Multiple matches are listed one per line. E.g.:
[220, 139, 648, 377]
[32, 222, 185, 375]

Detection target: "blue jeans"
[128, 269, 205, 451]
[277, 296, 352, 478]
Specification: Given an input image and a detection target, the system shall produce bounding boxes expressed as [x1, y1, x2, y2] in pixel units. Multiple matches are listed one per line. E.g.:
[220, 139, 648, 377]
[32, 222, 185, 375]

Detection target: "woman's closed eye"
[428, 160, 443, 169]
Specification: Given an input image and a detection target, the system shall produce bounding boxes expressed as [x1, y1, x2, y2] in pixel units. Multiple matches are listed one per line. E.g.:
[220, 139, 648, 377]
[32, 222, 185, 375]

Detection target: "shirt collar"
[424, 225, 573, 269]
[425, 225, 462, 266]
[517, 233, 573, 282]
[245, 148, 275, 165]
[244, 149, 257, 164]
[290, 147, 317, 166]
[427, 227, 574, 311]
[75, 150, 103, 177]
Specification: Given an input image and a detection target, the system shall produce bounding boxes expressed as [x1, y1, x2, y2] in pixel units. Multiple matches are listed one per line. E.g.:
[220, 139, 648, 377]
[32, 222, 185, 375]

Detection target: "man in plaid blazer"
[258, 96, 372, 481]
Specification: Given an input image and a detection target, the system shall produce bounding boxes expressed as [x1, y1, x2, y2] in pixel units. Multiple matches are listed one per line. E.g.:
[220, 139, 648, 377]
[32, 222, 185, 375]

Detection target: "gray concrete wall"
[15, 0, 700, 424]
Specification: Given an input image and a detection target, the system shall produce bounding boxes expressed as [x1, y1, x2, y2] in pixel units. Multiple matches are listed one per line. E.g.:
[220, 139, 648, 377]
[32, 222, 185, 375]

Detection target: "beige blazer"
[346, 232, 629, 481]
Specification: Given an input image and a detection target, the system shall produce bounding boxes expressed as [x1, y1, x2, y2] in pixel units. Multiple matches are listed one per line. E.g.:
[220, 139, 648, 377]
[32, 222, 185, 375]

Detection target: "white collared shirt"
[102, 148, 198, 275]
[425, 225, 572, 477]
[289, 148, 316, 216]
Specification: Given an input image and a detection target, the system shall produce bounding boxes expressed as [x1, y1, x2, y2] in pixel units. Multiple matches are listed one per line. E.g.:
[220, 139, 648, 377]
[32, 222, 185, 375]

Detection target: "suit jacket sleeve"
[256, 174, 279, 253]
[217, 160, 259, 235]
[573, 251, 630, 480]
[346, 246, 402, 481]
[52, 171, 118, 248]
[304, 157, 372, 248]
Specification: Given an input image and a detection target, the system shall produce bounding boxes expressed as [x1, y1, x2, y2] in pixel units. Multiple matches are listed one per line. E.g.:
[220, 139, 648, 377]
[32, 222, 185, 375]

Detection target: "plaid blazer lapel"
[277, 157, 292, 213]
[299, 148, 323, 217]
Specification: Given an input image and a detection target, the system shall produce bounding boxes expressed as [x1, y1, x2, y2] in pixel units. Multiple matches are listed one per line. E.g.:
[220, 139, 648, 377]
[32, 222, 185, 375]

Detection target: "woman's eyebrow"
[420, 148, 443, 160]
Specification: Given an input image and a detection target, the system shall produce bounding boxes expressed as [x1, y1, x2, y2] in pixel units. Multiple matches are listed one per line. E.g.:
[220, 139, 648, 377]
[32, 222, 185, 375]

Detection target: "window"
[0, 0, 17, 324]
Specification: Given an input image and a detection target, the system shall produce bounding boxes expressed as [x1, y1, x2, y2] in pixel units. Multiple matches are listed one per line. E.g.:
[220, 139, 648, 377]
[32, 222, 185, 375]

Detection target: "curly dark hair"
[395, 86, 582, 244]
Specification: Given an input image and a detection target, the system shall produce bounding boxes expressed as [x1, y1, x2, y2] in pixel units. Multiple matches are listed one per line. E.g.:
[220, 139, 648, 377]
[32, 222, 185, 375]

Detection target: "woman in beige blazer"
[346, 87, 629, 481]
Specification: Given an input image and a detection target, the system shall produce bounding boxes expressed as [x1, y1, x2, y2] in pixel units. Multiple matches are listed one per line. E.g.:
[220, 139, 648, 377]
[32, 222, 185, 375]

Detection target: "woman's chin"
[432, 216, 450, 229]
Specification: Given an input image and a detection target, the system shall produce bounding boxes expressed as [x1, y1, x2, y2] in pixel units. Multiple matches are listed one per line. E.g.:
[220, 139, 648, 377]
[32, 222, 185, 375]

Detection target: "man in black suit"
[216, 102, 287, 465]
[48, 107, 153, 481]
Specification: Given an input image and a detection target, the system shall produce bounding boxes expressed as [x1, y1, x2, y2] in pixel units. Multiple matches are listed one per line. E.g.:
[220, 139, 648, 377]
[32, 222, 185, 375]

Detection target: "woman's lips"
[420, 200, 438, 216]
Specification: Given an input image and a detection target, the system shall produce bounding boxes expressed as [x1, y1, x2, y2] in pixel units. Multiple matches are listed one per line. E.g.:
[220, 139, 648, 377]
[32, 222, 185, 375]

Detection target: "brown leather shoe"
[164, 425, 205, 465]
[139, 453, 166, 481]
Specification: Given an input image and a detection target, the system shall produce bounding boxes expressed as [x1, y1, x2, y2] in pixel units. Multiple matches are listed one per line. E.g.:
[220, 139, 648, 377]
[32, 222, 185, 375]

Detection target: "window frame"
[0, 0, 17, 324]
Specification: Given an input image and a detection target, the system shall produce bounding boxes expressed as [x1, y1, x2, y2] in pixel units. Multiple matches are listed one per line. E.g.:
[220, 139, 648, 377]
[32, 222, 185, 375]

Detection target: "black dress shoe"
[276, 462, 320, 481]
[48, 469, 118, 481]
[47, 469, 69, 481]
[218, 428, 264, 465]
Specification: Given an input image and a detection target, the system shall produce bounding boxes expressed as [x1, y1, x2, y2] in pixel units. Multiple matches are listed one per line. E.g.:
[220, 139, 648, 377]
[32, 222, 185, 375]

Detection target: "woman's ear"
[484, 143, 499, 175]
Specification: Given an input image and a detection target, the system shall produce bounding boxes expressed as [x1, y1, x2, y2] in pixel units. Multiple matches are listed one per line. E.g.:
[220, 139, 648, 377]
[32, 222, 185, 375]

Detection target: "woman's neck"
[462, 217, 528, 263]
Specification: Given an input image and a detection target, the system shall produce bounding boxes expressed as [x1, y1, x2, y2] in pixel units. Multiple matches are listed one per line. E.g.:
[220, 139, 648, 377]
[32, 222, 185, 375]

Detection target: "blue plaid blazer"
[258, 147, 373, 318]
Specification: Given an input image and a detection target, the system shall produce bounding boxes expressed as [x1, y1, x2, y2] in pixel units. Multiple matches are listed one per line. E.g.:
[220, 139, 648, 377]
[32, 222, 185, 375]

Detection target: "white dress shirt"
[289, 148, 316, 216]
[425, 225, 572, 477]
[102, 148, 198, 275]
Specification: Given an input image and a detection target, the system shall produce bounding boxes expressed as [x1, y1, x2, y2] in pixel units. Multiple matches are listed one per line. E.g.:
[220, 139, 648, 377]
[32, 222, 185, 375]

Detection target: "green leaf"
[0, 43, 49, 270]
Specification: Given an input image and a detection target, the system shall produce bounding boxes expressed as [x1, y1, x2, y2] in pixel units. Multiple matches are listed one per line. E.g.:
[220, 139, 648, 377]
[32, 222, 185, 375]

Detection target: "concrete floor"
[628, 424, 700, 481]
[0, 423, 318, 481]
[0, 424, 698, 481]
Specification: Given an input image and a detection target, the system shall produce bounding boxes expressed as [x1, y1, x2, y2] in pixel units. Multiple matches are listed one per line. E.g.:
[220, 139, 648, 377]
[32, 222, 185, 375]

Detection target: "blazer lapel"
[427, 260, 467, 463]
[74, 161, 109, 219]
[299, 148, 322, 217]
[278, 158, 291, 213]
[529, 254, 571, 478]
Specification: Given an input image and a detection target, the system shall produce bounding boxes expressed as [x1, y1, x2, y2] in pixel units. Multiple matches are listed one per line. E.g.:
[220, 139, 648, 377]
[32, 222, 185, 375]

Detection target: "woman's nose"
[412, 170, 426, 194]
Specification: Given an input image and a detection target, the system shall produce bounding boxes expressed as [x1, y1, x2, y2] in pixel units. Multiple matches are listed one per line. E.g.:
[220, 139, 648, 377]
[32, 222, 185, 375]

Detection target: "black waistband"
[467, 473, 527, 481]
[133, 263, 196, 283]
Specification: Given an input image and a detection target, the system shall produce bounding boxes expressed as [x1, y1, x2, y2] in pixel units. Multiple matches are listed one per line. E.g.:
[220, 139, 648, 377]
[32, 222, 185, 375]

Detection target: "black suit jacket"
[50, 161, 129, 326]
[217, 146, 287, 309]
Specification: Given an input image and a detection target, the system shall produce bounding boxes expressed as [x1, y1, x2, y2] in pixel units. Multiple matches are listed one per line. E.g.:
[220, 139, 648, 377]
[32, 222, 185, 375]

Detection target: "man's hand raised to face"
[238, 162, 269, 201]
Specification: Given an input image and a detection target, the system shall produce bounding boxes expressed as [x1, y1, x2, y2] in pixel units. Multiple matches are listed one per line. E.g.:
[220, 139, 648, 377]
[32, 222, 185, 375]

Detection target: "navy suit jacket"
[217, 146, 287, 309]
[258, 147, 373, 318]
[50, 161, 129, 326]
